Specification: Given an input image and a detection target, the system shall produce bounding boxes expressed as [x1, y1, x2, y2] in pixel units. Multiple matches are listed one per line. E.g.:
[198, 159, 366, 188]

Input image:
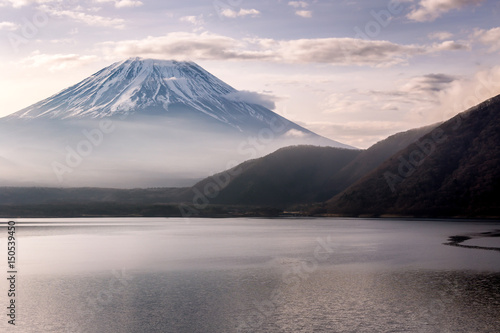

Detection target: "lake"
[1, 218, 499, 332]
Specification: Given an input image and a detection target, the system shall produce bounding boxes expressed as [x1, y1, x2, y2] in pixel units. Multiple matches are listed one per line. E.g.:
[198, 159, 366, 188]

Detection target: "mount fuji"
[0, 58, 353, 187]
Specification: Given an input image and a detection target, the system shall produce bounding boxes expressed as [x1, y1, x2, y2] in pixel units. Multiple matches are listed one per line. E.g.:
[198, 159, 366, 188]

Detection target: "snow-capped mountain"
[7, 58, 341, 140]
[0, 58, 353, 187]
[10, 58, 240, 121]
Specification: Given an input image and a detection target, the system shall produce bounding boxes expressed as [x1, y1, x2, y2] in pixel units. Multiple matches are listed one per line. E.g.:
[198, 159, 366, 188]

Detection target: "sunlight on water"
[0, 218, 499, 332]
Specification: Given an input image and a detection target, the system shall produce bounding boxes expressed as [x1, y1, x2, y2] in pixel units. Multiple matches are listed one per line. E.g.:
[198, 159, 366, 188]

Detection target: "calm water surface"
[1, 218, 499, 332]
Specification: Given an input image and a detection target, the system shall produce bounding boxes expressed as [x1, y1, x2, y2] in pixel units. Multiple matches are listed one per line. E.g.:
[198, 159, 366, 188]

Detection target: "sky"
[0, 0, 499, 148]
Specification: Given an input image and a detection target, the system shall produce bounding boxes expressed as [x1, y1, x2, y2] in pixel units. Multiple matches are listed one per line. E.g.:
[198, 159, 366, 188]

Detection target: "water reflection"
[0, 218, 498, 332]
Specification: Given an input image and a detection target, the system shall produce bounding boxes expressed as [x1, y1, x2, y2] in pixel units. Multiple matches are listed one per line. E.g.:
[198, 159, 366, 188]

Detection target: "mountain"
[186, 145, 362, 207]
[1, 92, 498, 218]
[0, 125, 433, 212]
[0, 58, 352, 187]
[182, 124, 437, 208]
[322, 123, 439, 196]
[5, 57, 347, 142]
[0, 186, 186, 205]
[325, 94, 500, 217]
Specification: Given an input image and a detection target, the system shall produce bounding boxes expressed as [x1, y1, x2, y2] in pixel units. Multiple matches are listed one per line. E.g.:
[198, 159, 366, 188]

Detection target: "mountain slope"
[0, 122, 438, 209]
[4, 57, 348, 145]
[0, 58, 352, 187]
[322, 124, 439, 197]
[183, 123, 437, 208]
[184, 145, 361, 207]
[326, 94, 500, 217]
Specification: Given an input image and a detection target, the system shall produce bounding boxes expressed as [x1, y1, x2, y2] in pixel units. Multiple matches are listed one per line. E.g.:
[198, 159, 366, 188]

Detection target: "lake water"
[1, 218, 499, 332]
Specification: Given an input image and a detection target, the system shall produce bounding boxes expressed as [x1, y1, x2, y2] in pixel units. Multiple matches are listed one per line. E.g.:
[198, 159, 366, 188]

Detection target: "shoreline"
[443, 230, 500, 252]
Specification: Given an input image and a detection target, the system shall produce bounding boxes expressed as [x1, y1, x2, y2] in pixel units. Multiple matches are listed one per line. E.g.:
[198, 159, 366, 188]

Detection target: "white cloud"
[46, 38, 76, 44]
[0, 21, 19, 31]
[428, 31, 453, 40]
[364, 68, 500, 125]
[0, 0, 47, 8]
[430, 40, 470, 51]
[179, 15, 204, 25]
[18, 52, 100, 71]
[99, 32, 467, 67]
[220, 8, 260, 18]
[436, 66, 500, 120]
[284, 129, 308, 138]
[277, 38, 425, 67]
[288, 1, 308, 8]
[94, 0, 143, 8]
[474, 27, 500, 52]
[295, 10, 312, 18]
[41, 5, 126, 28]
[115, 0, 142, 8]
[225, 90, 277, 109]
[407, 0, 485, 22]
[99, 32, 251, 61]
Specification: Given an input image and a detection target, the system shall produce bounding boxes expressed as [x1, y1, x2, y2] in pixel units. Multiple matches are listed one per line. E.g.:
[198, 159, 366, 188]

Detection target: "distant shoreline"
[1, 205, 500, 221]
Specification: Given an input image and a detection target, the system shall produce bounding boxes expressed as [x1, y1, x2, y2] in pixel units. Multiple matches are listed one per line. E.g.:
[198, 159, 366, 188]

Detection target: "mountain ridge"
[325, 93, 500, 217]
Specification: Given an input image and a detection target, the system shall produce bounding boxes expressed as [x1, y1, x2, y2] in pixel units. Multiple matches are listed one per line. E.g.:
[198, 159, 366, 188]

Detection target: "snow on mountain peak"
[9, 58, 238, 120]
[4, 58, 351, 148]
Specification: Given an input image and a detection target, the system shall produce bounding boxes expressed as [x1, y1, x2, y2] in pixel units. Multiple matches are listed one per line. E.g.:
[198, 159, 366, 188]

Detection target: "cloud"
[436, 66, 500, 119]
[295, 10, 312, 18]
[400, 73, 458, 93]
[44, 38, 76, 44]
[114, 0, 142, 8]
[288, 1, 311, 17]
[366, 68, 500, 125]
[179, 15, 204, 25]
[428, 31, 453, 40]
[407, 0, 485, 22]
[40, 5, 126, 28]
[18, 53, 100, 71]
[473, 27, 500, 52]
[284, 129, 308, 138]
[288, 1, 308, 8]
[99, 32, 468, 67]
[277, 38, 426, 66]
[0, 21, 19, 31]
[220, 8, 260, 18]
[224, 90, 277, 109]
[430, 40, 470, 51]
[94, 0, 143, 8]
[0, 0, 42, 7]
[99, 32, 264, 61]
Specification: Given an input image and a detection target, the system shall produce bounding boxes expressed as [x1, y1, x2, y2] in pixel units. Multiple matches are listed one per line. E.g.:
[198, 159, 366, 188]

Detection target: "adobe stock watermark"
[353, 1, 403, 40]
[384, 69, 500, 193]
[7, 11, 49, 52]
[63, 268, 133, 333]
[384, 127, 447, 193]
[51, 119, 115, 182]
[6, 0, 79, 53]
[408, 274, 462, 330]
[236, 235, 337, 332]
[339, 0, 407, 63]
[177, 117, 287, 220]
[448, 70, 500, 122]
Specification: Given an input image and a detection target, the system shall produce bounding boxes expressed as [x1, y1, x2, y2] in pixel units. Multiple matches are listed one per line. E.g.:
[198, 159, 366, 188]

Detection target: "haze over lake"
[1, 218, 499, 332]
